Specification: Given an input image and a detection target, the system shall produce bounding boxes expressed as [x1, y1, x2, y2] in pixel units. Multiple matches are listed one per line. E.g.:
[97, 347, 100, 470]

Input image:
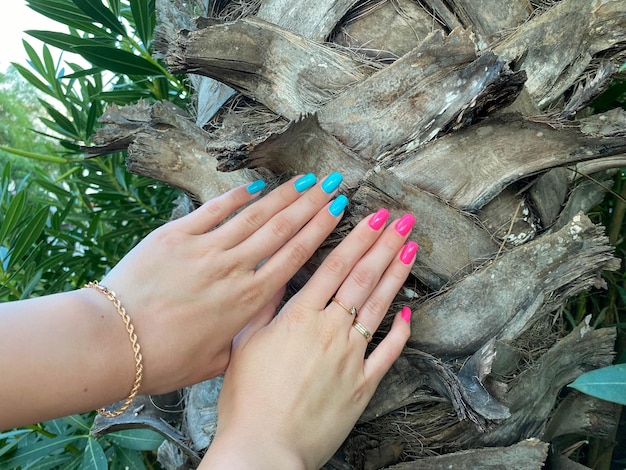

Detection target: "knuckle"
[362, 294, 388, 318]
[270, 214, 297, 239]
[322, 253, 348, 277]
[236, 282, 265, 308]
[242, 207, 266, 231]
[287, 241, 311, 268]
[200, 199, 225, 218]
[350, 265, 377, 290]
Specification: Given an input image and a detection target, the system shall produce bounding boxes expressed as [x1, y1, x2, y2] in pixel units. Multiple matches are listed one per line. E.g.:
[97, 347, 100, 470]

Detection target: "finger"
[233, 286, 285, 350]
[177, 180, 267, 235]
[331, 214, 415, 320]
[363, 307, 411, 384]
[351, 240, 418, 336]
[297, 210, 392, 310]
[234, 173, 345, 266]
[210, 174, 317, 249]
[255, 196, 347, 288]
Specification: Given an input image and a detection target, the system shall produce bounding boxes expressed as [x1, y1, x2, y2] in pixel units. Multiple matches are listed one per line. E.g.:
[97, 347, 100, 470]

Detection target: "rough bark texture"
[86, 0, 626, 468]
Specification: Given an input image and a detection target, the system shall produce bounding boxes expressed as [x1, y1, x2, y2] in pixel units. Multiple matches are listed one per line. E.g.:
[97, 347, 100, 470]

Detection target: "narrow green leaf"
[569, 363, 626, 405]
[11, 63, 56, 98]
[85, 101, 99, 136]
[7, 207, 50, 270]
[39, 101, 79, 138]
[73, 45, 163, 76]
[27, 0, 115, 36]
[22, 39, 46, 75]
[129, 0, 155, 46]
[1, 435, 81, 468]
[26, 30, 105, 54]
[72, 0, 127, 37]
[0, 191, 27, 243]
[81, 438, 107, 470]
[62, 413, 93, 432]
[108, 429, 165, 451]
[20, 268, 44, 299]
[111, 445, 146, 470]
[0, 429, 30, 459]
[0, 145, 68, 164]
[92, 89, 152, 104]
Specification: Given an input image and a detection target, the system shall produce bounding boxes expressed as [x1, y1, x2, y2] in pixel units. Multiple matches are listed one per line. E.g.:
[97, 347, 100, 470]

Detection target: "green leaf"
[72, 0, 127, 37]
[111, 445, 147, 470]
[0, 145, 68, 164]
[108, 429, 165, 451]
[26, 30, 105, 54]
[62, 413, 93, 432]
[39, 100, 79, 138]
[72, 45, 163, 76]
[92, 89, 152, 104]
[23, 39, 46, 74]
[569, 363, 626, 405]
[26, 0, 111, 36]
[0, 191, 27, 243]
[7, 206, 50, 270]
[1, 435, 82, 468]
[129, 0, 155, 47]
[12, 62, 56, 98]
[81, 438, 107, 470]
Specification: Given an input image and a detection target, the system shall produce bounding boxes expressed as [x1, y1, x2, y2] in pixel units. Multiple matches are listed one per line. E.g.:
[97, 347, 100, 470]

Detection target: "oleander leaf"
[569, 363, 626, 406]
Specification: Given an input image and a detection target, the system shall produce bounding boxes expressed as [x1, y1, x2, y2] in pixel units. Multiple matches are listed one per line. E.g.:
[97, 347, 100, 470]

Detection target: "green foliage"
[0, 157, 179, 301]
[0, 0, 186, 467]
[0, 414, 164, 469]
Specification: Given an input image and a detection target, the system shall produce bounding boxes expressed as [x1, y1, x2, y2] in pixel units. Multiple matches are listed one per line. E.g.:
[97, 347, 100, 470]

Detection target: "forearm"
[0, 289, 136, 429]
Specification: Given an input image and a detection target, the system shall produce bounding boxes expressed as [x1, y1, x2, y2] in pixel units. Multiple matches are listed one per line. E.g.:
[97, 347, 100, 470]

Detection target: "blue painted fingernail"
[328, 194, 348, 216]
[294, 173, 317, 192]
[246, 179, 266, 194]
[321, 172, 343, 194]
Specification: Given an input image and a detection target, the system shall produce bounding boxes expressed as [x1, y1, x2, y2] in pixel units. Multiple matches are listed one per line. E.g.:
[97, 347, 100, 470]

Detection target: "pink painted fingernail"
[401, 306, 412, 323]
[368, 208, 389, 231]
[400, 241, 419, 265]
[395, 214, 416, 236]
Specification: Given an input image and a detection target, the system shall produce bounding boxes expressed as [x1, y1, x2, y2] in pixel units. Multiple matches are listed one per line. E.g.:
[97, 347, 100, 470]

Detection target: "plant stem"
[608, 172, 626, 246]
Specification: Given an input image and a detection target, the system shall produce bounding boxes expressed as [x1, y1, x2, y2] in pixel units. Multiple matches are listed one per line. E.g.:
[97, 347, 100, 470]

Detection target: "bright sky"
[0, 0, 66, 71]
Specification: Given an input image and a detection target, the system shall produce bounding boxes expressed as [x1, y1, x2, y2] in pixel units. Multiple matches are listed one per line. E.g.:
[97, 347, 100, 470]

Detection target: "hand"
[95, 172, 348, 394]
[202, 209, 418, 469]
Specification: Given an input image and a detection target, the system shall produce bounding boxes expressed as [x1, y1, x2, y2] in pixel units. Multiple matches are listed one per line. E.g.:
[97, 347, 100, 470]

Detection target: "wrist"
[200, 425, 306, 470]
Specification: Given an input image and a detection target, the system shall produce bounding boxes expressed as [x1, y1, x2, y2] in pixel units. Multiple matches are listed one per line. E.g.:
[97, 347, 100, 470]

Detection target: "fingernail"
[395, 213, 416, 236]
[294, 173, 317, 192]
[400, 241, 418, 265]
[246, 179, 266, 194]
[401, 306, 412, 323]
[328, 194, 349, 216]
[321, 172, 343, 194]
[368, 208, 389, 231]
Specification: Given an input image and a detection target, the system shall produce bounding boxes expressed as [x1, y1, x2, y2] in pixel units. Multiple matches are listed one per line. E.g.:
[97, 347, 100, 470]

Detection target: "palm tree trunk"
[87, 0, 626, 468]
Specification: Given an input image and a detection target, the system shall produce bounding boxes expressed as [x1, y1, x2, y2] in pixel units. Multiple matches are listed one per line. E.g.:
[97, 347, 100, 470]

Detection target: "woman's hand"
[0, 173, 350, 430]
[97, 173, 348, 394]
[201, 209, 418, 469]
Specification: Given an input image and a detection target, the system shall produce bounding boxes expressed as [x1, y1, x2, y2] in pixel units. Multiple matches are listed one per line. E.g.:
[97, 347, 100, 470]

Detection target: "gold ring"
[332, 297, 358, 316]
[352, 320, 373, 343]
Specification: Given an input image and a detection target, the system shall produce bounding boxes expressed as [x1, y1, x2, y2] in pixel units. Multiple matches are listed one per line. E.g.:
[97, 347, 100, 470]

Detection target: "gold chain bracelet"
[84, 281, 143, 418]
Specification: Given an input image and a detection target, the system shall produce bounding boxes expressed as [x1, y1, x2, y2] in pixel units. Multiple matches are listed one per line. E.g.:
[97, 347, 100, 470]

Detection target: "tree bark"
[86, 0, 626, 468]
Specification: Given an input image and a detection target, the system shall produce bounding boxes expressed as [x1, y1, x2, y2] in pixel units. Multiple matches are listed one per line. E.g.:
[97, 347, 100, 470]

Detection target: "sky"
[0, 0, 65, 71]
